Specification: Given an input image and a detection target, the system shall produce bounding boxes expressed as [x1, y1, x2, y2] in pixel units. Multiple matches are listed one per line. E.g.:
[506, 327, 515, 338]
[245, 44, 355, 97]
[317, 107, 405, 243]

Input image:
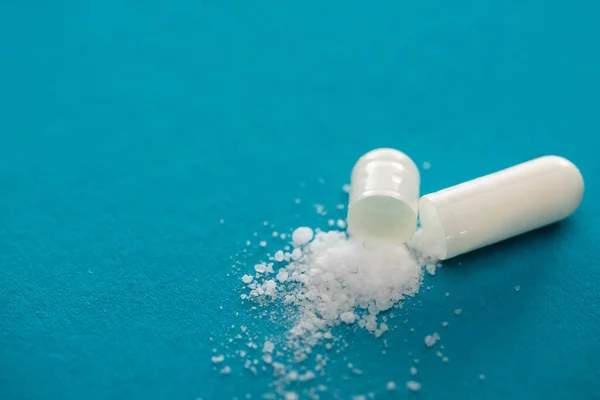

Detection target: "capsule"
[419, 156, 584, 260]
[347, 148, 420, 245]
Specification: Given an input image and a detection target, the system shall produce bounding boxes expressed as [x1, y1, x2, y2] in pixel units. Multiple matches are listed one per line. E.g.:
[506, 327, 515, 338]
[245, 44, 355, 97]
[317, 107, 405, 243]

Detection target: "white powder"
[220, 366, 231, 374]
[284, 392, 298, 400]
[514, 285, 521, 292]
[455, 308, 462, 315]
[341, 312, 357, 324]
[410, 366, 417, 375]
[255, 264, 266, 273]
[276, 270, 289, 283]
[263, 341, 275, 353]
[425, 333, 439, 347]
[236, 226, 438, 393]
[386, 381, 396, 390]
[290, 249, 302, 261]
[406, 381, 421, 391]
[229, 206, 441, 398]
[291, 227, 314, 246]
[211, 355, 224, 363]
[274, 251, 284, 262]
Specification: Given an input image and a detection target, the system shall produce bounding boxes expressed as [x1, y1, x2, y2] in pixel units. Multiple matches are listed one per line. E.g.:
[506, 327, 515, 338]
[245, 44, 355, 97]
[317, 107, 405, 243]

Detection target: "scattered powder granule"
[426, 264, 436, 276]
[235, 225, 440, 396]
[424, 333, 439, 347]
[410, 367, 418, 375]
[220, 219, 225, 224]
[455, 308, 463, 315]
[514, 285, 521, 292]
[341, 312, 357, 324]
[336, 219, 347, 229]
[406, 381, 421, 392]
[442, 357, 449, 362]
[423, 161, 431, 170]
[387, 381, 396, 390]
[479, 374, 486, 381]
[211, 355, 225, 363]
[284, 392, 298, 400]
[272, 232, 279, 237]
[274, 251, 284, 262]
[295, 198, 301, 204]
[260, 241, 267, 247]
[445, 292, 450, 297]
[442, 321, 449, 327]
[263, 341, 275, 353]
[336, 204, 345, 210]
[290, 248, 302, 261]
[262, 354, 273, 364]
[220, 366, 231, 374]
[314, 205, 327, 216]
[342, 184, 351, 193]
[328, 219, 335, 227]
[291, 227, 314, 246]
[276, 270, 289, 283]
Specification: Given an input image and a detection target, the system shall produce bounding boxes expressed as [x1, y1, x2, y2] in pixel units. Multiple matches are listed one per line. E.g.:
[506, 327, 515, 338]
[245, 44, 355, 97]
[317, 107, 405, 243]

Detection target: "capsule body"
[347, 148, 420, 245]
[419, 156, 584, 260]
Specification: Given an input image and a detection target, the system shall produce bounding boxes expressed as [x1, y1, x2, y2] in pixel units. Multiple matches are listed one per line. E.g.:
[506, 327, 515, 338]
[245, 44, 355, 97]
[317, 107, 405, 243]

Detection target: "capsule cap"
[347, 148, 420, 245]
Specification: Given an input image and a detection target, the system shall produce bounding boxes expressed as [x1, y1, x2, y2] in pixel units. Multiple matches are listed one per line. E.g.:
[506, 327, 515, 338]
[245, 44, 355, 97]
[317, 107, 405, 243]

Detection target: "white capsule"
[419, 156, 584, 260]
[347, 148, 420, 245]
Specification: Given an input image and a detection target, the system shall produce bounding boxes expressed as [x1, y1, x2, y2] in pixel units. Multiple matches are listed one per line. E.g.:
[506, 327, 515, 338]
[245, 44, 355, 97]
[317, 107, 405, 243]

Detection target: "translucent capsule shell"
[347, 148, 420, 245]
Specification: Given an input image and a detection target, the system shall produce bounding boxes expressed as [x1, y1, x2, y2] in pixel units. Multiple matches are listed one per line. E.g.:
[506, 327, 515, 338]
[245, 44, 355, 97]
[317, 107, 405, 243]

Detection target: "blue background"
[1, 1, 599, 399]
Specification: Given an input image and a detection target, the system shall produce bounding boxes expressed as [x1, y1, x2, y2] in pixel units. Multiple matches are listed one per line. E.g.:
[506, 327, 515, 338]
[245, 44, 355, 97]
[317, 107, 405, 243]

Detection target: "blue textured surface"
[1, 1, 599, 399]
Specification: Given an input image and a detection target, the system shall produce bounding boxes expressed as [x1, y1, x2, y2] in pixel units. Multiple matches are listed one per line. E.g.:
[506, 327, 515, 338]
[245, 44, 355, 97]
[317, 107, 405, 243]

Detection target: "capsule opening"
[347, 195, 417, 245]
[418, 197, 448, 260]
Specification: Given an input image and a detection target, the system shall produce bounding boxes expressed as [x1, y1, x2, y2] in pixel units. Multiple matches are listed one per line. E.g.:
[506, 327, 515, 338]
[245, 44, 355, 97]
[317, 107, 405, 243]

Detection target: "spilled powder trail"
[230, 224, 439, 398]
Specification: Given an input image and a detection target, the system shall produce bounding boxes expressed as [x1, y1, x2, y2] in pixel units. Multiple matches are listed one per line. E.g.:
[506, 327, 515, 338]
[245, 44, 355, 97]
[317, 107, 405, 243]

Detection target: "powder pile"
[234, 223, 439, 396]
[242, 228, 437, 360]
[205, 182, 476, 399]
